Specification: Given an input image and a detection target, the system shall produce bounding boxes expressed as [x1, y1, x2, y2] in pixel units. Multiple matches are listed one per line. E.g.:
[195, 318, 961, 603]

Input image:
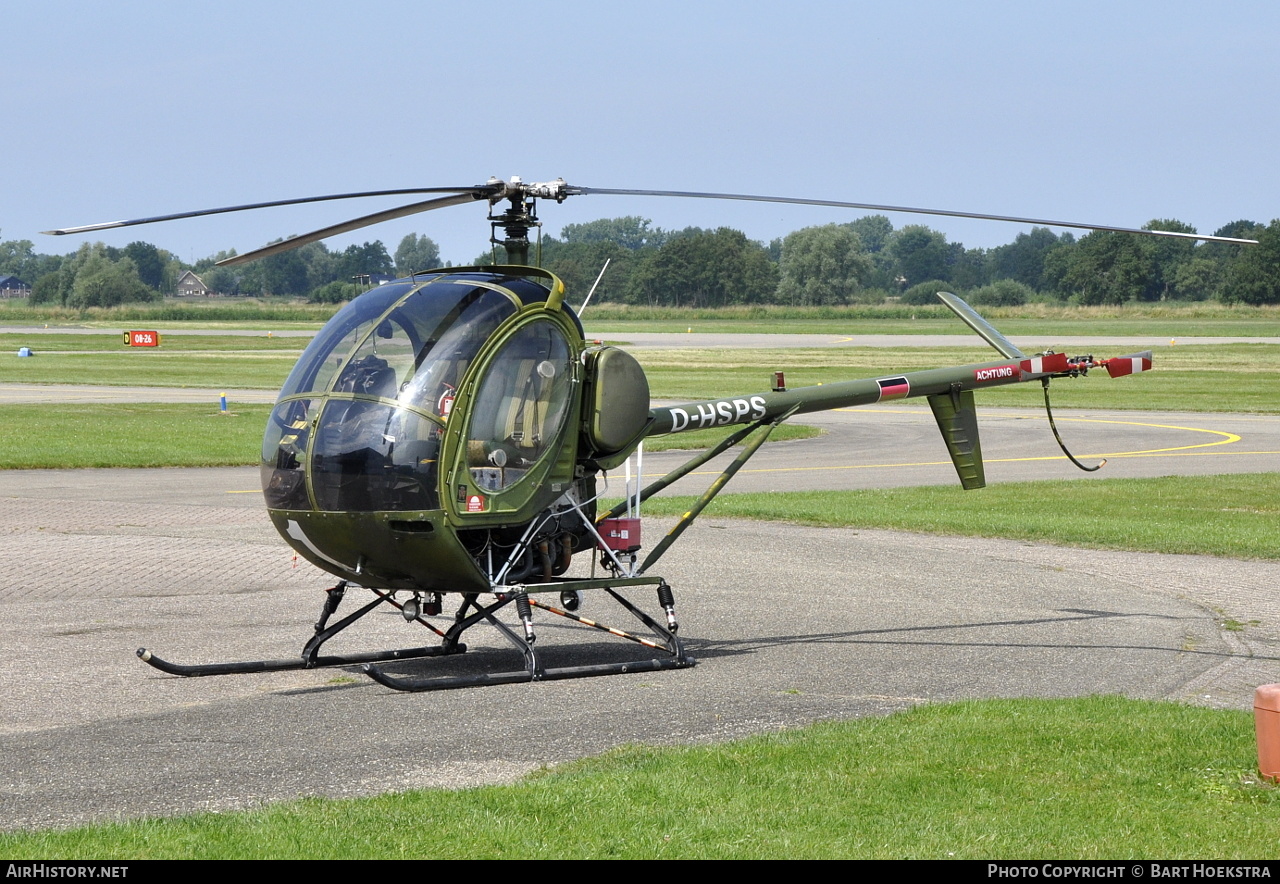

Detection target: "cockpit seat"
[335, 354, 397, 399]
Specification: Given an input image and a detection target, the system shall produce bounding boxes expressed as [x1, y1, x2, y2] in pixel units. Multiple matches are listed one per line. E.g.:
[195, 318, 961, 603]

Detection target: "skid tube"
[136, 581, 465, 677]
[363, 576, 695, 692]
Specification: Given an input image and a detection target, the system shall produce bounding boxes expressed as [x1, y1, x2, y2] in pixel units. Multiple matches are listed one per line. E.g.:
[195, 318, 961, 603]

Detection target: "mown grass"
[1, 697, 1272, 858]
[0, 332, 308, 352]
[593, 316, 1280, 337]
[0, 350, 300, 389]
[0, 404, 816, 468]
[0, 298, 337, 325]
[4, 342, 1277, 414]
[6, 300, 1280, 335]
[637, 343, 1280, 413]
[0, 403, 271, 469]
[0, 401, 814, 465]
[584, 301, 1280, 337]
[630, 473, 1280, 560]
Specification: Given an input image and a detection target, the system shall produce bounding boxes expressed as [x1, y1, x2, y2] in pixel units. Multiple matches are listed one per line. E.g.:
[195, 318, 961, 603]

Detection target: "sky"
[4, 0, 1278, 267]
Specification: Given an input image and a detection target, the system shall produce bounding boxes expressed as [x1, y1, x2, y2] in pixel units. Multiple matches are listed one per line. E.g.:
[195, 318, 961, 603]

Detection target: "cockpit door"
[451, 318, 579, 519]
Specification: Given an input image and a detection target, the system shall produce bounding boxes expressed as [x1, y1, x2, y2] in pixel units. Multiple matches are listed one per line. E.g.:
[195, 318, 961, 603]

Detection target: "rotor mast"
[487, 187, 537, 265]
[486, 177, 571, 266]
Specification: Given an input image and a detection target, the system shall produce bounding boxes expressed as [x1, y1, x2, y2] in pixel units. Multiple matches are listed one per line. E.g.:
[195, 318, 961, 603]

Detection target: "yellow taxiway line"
[646, 412, 1254, 479]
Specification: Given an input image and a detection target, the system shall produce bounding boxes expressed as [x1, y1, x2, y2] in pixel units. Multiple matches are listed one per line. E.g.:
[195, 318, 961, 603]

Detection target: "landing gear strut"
[365, 576, 693, 692]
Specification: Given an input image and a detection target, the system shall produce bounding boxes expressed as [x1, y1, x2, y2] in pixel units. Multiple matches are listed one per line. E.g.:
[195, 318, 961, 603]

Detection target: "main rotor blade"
[41, 187, 493, 237]
[214, 191, 490, 267]
[566, 186, 1258, 245]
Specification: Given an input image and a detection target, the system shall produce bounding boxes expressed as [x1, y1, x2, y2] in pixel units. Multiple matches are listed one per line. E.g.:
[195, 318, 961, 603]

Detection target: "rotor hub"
[484, 177, 571, 264]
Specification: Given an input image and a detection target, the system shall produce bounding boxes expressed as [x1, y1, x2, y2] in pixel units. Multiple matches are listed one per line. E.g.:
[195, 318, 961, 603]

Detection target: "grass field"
[592, 315, 1280, 337]
[625, 473, 1280, 560]
[0, 349, 301, 388]
[0, 403, 818, 467]
[1, 697, 1273, 859]
[0, 332, 308, 352]
[0, 403, 272, 469]
[3, 401, 1272, 560]
[0, 299, 336, 325]
[4, 341, 1278, 414]
[6, 298, 1278, 335]
[582, 301, 1280, 337]
[4, 307, 1278, 416]
[635, 343, 1280, 412]
[645, 422, 822, 450]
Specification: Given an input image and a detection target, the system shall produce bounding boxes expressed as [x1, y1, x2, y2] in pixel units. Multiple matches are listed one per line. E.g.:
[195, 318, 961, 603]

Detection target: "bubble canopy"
[260, 270, 573, 514]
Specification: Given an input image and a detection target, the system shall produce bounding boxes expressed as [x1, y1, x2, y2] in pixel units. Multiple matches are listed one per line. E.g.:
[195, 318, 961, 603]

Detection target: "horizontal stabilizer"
[936, 292, 1026, 360]
[928, 389, 985, 490]
[1104, 351, 1153, 378]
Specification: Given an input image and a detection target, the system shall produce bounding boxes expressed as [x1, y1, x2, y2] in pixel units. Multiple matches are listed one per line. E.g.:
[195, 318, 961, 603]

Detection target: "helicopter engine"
[457, 479, 597, 584]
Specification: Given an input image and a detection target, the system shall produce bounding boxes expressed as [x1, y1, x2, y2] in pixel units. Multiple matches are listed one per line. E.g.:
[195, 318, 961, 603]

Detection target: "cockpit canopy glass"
[464, 320, 574, 493]
[277, 278, 520, 402]
[263, 275, 537, 512]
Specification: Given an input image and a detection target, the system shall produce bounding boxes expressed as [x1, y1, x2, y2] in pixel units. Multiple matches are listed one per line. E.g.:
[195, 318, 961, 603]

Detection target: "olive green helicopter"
[45, 178, 1258, 691]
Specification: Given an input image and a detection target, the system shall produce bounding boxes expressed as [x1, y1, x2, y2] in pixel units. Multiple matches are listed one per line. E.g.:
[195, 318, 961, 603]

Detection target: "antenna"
[577, 258, 611, 315]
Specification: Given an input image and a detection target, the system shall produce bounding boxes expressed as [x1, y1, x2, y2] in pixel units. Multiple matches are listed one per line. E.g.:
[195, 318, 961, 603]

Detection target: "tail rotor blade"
[1102, 352, 1154, 378]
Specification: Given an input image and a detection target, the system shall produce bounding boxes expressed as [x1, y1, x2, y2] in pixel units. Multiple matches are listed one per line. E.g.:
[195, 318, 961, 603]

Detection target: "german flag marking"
[877, 376, 910, 401]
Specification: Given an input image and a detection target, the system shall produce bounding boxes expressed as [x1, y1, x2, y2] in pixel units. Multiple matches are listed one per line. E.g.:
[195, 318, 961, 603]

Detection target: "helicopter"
[44, 177, 1258, 691]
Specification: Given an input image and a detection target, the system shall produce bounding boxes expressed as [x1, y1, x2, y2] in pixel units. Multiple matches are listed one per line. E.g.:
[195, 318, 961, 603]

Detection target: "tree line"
[0, 234, 441, 308]
[3, 213, 1279, 308]
[534, 215, 1280, 308]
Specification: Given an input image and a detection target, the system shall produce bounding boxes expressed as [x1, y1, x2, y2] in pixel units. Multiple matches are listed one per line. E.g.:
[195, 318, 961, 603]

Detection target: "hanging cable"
[1042, 378, 1105, 472]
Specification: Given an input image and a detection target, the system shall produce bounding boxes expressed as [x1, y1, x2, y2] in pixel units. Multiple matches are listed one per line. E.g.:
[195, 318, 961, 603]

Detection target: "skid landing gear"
[364, 576, 694, 692]
[136, 577, 694, 690]
[136, 581, 464, 677]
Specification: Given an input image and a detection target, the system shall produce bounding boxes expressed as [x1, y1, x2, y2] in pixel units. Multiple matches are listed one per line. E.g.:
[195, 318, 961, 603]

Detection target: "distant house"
[175, 270, 214, 297]
[0, 275, 30, 298]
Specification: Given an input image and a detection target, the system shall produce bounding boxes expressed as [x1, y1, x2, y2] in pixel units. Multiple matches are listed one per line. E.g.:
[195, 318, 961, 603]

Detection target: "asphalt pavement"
[0, 332, 1277, 830]
[0, 421, 1277, 829]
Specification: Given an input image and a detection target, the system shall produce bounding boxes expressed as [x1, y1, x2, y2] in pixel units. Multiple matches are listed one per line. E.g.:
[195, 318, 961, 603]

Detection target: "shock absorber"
[314, 581, 348, 634]
[516, 592, 536, 645]
[657, 581, 678, 633]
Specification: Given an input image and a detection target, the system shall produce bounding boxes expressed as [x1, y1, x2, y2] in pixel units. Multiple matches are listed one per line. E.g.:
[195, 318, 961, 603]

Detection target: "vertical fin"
[927, 388, 986, 490]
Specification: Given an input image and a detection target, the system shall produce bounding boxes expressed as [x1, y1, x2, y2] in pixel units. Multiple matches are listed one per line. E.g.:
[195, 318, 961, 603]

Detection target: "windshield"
[278, 278, 519, 405]
[264, 275, 524, 512]
[277, 280, 420, 401]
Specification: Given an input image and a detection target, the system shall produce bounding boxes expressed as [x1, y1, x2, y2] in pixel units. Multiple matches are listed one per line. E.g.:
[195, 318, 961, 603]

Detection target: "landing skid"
[136, 583, 463, 677]
[365, 577, 694, 692]
[136, 577, 694, 690]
